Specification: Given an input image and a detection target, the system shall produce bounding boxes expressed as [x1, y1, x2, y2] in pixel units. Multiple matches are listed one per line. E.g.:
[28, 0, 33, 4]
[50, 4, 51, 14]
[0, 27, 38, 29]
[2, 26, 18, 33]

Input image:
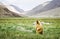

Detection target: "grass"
[0, 18, 60, 39]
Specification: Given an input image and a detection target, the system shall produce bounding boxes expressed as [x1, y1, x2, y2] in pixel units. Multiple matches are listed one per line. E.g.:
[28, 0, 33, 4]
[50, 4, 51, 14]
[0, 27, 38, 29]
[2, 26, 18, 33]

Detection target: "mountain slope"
[31, 7, 60, 17]
[26, 0, 60, 16]
[10, 5, 24, 13]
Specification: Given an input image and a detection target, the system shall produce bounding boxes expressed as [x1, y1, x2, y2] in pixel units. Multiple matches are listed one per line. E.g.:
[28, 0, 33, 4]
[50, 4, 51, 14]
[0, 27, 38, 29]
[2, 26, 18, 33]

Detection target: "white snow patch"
[16, 26, 32, 32]
[33, 21, 51, 26]
[41, 22, 50, 25]
[42, 1, 50, 6]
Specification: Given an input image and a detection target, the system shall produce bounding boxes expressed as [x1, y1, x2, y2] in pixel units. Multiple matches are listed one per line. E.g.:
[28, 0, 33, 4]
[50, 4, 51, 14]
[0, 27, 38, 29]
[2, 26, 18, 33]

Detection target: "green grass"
[0, 18, 60, 39]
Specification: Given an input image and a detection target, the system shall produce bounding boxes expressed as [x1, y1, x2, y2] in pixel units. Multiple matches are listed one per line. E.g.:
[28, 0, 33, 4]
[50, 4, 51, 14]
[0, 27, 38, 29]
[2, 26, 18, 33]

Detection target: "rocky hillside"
[0, 2, 24, 18]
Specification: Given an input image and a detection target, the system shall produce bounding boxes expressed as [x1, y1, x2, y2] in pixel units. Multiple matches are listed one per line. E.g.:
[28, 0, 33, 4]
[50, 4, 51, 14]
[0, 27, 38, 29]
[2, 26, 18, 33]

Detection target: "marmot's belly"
[36, 28, 43, 34]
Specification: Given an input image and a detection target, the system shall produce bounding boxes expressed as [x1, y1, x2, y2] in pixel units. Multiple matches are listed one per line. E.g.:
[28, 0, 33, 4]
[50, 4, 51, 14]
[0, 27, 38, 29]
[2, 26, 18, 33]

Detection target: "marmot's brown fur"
[36, 20, 43, 34]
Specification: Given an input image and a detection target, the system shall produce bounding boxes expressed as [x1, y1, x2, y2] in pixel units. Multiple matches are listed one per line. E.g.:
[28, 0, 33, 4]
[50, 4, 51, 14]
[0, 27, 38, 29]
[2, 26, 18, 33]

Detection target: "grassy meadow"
[0, 18, 60, 39]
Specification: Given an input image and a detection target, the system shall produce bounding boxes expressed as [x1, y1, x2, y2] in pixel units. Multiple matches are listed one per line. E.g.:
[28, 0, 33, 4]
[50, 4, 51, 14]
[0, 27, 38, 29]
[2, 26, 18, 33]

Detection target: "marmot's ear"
[36, 20, 40, 25]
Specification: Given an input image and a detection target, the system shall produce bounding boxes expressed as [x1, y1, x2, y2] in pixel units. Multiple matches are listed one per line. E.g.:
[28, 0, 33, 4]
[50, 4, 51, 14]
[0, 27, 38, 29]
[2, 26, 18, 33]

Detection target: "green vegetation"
[0, 18, 60, 39]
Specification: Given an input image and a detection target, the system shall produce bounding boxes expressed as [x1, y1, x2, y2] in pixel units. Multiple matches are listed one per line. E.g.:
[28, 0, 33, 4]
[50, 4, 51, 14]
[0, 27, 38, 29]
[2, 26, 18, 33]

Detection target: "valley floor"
[0, 18, 60, 39]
